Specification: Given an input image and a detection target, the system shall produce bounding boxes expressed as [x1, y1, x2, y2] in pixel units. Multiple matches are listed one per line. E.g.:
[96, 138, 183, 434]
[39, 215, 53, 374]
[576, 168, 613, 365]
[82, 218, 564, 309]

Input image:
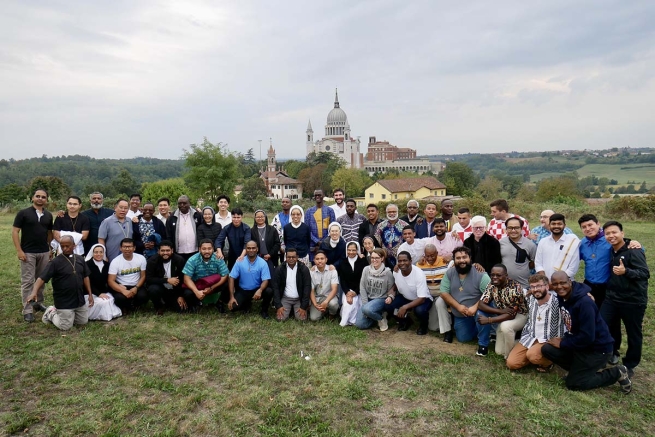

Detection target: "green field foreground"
[533, 163, 655, 185]
[1, 215, 654, 436]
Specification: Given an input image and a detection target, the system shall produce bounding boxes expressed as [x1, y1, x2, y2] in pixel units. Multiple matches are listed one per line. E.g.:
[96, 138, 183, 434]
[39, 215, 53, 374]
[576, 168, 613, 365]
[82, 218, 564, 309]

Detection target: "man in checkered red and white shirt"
[487, 199, 530, 240]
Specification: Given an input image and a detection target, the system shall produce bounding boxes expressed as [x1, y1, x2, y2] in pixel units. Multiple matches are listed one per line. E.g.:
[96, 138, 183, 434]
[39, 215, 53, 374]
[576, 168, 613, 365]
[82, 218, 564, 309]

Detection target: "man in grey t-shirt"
[309, 251, 339, 321]
[500, 216, 537, 290]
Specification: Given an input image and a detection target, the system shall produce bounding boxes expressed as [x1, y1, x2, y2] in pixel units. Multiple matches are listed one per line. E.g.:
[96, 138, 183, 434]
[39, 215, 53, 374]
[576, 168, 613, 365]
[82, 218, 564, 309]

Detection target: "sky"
[1, 0, 654, 161]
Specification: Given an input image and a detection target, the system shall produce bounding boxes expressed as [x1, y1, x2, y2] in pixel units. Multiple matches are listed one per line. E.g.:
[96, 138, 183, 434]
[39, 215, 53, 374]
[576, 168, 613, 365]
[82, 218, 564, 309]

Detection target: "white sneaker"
[42, 306, 56, 324]
[378, 316, 388, 332]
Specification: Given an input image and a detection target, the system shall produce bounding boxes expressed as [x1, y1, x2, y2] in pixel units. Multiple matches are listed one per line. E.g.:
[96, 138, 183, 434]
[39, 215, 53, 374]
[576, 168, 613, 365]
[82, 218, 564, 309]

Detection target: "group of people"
[13, 188, 648, 395]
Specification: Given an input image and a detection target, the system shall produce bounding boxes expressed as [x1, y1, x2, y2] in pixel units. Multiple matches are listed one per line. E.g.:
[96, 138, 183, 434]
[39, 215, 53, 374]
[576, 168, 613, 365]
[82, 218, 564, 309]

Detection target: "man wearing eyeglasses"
[528, 210, 574, 245]
[500, 216, 537, 289]
[12, 188, 54, 322]
[400, 200, 422, 231]
[305, 190, 336, 261]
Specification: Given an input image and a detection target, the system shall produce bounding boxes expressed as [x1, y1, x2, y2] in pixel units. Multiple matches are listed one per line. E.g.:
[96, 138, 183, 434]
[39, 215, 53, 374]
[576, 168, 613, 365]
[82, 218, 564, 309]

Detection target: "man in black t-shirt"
[12, 188, 53, 322]
[53, 196, 90, 255]
[28, 236, 94, 330]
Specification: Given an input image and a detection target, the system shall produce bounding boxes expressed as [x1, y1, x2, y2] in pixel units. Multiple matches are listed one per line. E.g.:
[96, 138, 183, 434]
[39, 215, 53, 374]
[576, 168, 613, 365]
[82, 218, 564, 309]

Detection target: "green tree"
[298, 163, 328, 194]
[331, 168, 372, 198]
[27, 176, 71, 200]
[476, 176, 503, 200]
[438, 162, 479, 196]
[284, 160, 308, 179]
[0, 183, 27, 204]
[535, 176, 581, 202]
[141, 178, 190, 204]
[638, 181, 648, 193]
[183, 138, 239, 204]
[240, 177, 267, 201]
[111, 169, 139, 196]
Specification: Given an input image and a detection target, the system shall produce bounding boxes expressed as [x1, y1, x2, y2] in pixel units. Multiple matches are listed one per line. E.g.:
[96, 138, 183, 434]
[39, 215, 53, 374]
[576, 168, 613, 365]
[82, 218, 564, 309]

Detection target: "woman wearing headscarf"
[197, 206, 223, 245]
[318, 222, 346, 270]
[338, 241, 368, 327]
[284, 205, 312, 268]
[355, 248, 395, 331]
[85, 244, 122, 321]
[251, 209, 280, 276]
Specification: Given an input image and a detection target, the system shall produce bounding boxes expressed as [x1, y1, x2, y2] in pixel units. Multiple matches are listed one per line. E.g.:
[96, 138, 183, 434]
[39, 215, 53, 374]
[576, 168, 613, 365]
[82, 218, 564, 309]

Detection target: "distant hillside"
[0, 155, 184, 194]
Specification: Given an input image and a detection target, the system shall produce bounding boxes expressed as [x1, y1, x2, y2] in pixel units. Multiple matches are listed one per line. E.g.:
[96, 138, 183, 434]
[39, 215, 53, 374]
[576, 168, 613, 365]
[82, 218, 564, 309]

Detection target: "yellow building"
[364, 177, 447, 203]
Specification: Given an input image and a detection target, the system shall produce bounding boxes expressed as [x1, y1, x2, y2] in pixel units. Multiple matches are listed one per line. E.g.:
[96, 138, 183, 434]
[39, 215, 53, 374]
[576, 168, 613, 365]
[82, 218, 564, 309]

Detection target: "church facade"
[306, 89, 364, 169]
[260, 143, 303, 199]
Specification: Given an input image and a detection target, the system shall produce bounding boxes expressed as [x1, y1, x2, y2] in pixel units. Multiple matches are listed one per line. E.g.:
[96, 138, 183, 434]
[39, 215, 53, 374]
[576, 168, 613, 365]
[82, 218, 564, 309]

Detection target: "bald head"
[540, 209, 555, 227]
[424, 244, 438, 264]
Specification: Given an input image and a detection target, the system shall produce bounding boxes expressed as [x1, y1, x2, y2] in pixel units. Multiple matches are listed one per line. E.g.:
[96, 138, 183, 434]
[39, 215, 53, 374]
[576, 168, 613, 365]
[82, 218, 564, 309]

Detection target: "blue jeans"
[356, 298, 387, 329]
[383, 295, 434, 328]
[453, 315, 478, 343]
[476, 302, 498, 347]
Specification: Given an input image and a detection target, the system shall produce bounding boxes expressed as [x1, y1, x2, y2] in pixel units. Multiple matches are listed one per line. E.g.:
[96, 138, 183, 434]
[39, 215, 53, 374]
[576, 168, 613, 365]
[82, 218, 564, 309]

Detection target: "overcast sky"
[1, 0, 654, 161]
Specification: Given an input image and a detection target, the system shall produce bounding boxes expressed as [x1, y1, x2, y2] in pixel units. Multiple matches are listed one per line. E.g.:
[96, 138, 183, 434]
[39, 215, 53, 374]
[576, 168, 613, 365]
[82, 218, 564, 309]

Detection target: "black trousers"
[541, 344, 620, 391]
[584, 280, 607, 309]
[110, 286, 149, 312]
[148, 283, 183, 311]
[227, 286, 273, 313]
[600, 297, 646, 369]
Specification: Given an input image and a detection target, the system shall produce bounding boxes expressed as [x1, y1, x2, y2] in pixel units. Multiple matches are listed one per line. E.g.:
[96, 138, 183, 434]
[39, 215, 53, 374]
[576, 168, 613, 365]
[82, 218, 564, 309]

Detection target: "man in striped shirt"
[337, 198, 364, 244]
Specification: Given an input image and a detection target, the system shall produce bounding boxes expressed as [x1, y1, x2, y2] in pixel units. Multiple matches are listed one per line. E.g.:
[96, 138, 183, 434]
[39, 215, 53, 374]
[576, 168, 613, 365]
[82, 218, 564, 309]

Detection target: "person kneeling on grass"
[355, 249, 395, 331]
[506, 273, 565, 372]
[147, 240, 188, 315]
[227, 240, 273, 318]
[385, 251, 434, 335]
[475, 264, 528, 358]
[272, 248, 312, 321]
[309, 250, 339, 321]
[107, 238, 148, 314]
[182, 239, 229, 313]
[541, 271, 632, 394]
[28, 236, 94, 331]
[436, 246, 490, 345]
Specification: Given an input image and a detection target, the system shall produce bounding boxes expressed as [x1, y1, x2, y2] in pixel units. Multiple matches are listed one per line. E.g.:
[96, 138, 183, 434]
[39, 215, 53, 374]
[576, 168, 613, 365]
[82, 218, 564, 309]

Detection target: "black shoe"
[476, 345, 489, 357]
[216, 302, 226, 313]
[443, 331, 454, 343]
[416, 327, 428, 335]
[398, 319, 412, 331]
[260, 311, 270, 320]
[32, 302, 47, 312]
[609, 353, 620, 366]
[156, 309, 164, 316]
[23, 313, 35, 323]
[617, 365, 632, 394]
[189, 305, 200, 314]
[627, 367, 635, 379]
[489, 333, 496, 343]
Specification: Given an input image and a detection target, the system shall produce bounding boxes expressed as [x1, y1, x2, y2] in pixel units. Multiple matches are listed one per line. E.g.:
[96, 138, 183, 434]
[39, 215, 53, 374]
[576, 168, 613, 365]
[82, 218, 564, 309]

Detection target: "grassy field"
[1, 215, 654, 436]
[576, 164, 655, 186]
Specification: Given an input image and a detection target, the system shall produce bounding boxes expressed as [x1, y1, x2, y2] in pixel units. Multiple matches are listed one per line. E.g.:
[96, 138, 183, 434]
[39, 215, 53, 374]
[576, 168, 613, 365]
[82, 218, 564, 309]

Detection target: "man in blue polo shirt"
[228, 240, 273, 318]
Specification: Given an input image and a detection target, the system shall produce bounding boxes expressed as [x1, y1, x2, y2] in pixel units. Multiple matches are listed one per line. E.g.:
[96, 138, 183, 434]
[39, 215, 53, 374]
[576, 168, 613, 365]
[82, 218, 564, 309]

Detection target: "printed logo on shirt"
[119, 267, 141, 276]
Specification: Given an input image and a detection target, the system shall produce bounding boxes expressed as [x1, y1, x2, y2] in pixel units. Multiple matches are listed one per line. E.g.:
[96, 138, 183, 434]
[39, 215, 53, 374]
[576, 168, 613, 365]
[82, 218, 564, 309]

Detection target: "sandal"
[536, 364, 554, 373]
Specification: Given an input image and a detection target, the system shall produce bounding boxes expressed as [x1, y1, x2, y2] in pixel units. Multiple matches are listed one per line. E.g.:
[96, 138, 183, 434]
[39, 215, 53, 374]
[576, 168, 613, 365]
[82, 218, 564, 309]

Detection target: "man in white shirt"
[214, 195, 232, 228]
[108, 238, 148, 313]
[329, 188, 347, 219]
[398, 226, 426, 265]
[535, 214, 580, 280]
[385, 251, 434, 335]
[272, 248, 312, 321]
[156, 197, 171, 225]
[126, 194, 143, 220]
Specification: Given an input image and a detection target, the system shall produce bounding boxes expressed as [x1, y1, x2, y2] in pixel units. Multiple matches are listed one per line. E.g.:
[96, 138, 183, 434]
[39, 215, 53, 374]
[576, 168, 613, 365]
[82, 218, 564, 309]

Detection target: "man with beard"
[424, 218, 459, 263]
[475, 264, 528, 358]
[535, 214, 580, 280]
[400, 200, 422, 230]
[156, 197, 171, 225]
[81, 192, 114, 253]
[165, 195, 203, 261]
[506, 273, 565, 371]
[386, 251, 433, 335]
[146, 240, 188, 315]
[28, 236, 94, 330]
[358, 203, 382, 246]
[374, 204, 409, 267]
[415, 202, 438, 238]
[13, 188, 54, 322]
[440, 199, 454, 232]
[541, 271, 632, 393]
[451, 207, 473, 243]
[600, 221, 649, 378]
[98, 199, 133, 262]
[330, 188, 347, 219]
[436, 246, 490, 344]
[53, 196, 90, 255]
[529, 209, 574, 245]
[107, 238, 148, 313]
[463, 216, 502, 274]
[132, 202, 166, 258]
[337, 198, 364, 244]
[500, 216, 537, 289]
[227, 240, 273, 318]
[272, 197, 292, 258]
[126, 194, 143, 220]
[182, 239, 230, 313]
[306, 190, 336, 260]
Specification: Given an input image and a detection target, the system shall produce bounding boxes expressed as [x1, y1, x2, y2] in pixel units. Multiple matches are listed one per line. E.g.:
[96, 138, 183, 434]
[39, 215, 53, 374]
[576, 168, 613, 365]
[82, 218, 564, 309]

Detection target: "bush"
[605, 195, 655, 220]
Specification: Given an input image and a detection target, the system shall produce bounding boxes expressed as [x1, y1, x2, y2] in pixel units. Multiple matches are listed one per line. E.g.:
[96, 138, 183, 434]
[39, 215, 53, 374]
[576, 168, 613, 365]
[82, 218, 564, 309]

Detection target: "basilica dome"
[326, 89, 347, 125]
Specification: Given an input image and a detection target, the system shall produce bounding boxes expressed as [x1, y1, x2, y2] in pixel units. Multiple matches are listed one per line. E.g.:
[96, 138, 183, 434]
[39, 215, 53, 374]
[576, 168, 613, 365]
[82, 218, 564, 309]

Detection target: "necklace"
[69, 214, 79, 231]
[457, 274, 467, 292]
[116, 219, 129, 238]
[63, 254, 77, 274]
[536, 303, 549, 321]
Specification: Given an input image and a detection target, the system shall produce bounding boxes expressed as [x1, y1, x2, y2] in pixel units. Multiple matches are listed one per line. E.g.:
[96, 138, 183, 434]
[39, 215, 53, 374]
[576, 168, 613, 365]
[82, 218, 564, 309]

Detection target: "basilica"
[305, 89, 364, 169]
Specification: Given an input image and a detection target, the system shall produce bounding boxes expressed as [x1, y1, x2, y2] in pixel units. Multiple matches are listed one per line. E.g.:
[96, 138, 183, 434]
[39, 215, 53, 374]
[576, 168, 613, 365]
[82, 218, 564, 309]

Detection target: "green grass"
[576, 164, 655, 185]
[1, 215, 654, 436]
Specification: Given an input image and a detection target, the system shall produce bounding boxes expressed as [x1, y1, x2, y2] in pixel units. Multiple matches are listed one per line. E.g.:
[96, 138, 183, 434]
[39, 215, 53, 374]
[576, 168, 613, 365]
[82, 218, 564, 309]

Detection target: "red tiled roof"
[376, 177, 446, 193]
